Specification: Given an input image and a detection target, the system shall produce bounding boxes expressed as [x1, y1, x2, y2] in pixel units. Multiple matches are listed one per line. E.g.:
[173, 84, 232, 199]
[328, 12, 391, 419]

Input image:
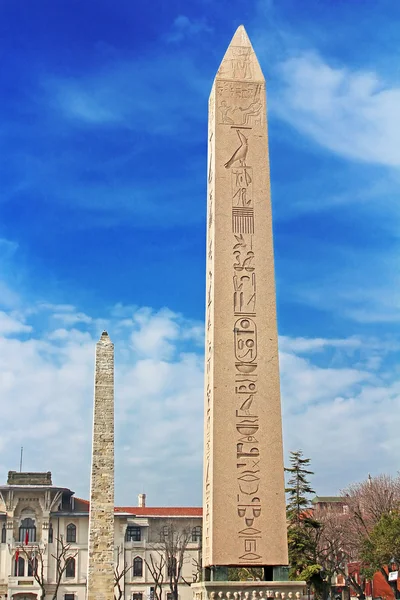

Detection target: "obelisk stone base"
[192, 581, 306, 600]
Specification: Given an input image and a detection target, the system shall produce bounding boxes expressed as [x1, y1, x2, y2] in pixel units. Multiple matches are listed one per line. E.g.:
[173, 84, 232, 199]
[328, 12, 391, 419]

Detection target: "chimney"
[138, 493, 146, 508]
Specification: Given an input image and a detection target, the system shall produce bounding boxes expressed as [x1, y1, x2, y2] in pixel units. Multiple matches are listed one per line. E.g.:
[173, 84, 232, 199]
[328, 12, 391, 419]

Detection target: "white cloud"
[0, 311, 32, 335]
[273, 51, 400, 167]
[0, 300, 204, 505]
[279, 335, 362, 354]
[165, 15, 213, 43]
[1, 288, 400, 504]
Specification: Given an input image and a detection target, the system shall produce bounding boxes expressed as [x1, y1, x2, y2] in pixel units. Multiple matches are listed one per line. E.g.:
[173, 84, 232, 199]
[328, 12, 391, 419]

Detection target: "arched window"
[19, 518, 36, 543]
[14, 556, 25, 577]
[65, 557, 75, 578]
[192, 526, 202, 542]
[133, 556, 143, 577]
[66, 523, 76, 543]
[28, 557, 38, 577]
[1, 523, 6, 543]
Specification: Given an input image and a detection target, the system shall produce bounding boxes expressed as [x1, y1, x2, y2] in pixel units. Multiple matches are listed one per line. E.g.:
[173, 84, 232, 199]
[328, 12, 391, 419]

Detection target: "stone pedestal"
[192, 582, 307, 600]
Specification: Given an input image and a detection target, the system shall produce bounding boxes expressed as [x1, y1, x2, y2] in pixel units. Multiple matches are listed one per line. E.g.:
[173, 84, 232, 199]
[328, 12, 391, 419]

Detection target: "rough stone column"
[87, 331, 115, 600]
[203, 25, 289, 568]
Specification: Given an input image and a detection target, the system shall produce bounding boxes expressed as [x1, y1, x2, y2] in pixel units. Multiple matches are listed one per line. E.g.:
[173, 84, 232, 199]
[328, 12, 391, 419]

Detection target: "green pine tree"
[285, 450, 316, 525]
[285, 450, 321, 584]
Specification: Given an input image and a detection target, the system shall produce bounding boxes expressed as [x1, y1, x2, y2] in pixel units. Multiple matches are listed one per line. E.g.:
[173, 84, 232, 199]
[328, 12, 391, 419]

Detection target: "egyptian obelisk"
[87, 331, 115, 600]
[203, 25, 288, 570]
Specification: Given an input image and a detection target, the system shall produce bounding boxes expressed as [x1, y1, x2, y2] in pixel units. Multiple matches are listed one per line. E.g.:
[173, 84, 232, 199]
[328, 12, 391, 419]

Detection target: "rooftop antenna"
[19, 446, 23, 472]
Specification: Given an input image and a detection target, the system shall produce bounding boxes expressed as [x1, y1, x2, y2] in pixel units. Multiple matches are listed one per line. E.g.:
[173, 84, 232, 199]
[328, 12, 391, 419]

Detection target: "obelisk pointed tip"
[98, 330, 113, 344]
[215, 25, 265, 83]
[230, 24, 252, 48]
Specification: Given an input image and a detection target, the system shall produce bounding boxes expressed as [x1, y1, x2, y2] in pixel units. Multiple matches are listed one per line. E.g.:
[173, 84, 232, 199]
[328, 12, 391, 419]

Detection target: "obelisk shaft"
[87, 332, 115, 600]
[203, 26, 288, 567]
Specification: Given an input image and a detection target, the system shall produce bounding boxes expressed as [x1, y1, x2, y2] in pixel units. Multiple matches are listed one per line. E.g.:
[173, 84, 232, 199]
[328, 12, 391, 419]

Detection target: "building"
[0, 472, 202, 600]
[311, 497, 348, 514]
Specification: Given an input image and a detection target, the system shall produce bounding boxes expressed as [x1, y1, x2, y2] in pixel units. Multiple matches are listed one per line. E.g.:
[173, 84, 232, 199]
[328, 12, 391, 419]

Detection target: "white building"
[0, 472, 202, 600]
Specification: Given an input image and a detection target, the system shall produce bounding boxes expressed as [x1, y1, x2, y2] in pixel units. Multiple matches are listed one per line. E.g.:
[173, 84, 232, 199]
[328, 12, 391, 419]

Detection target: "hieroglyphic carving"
[218, 47, 253, 80]
[233, 272, 256, 315]
[225, 130, 248, 169]
[233, 209, 254, 234]
[217, 82, 263, 127]
[232, 167, 252, 205]
[231, 153, 254, 235]
[224, 127, 262, 563]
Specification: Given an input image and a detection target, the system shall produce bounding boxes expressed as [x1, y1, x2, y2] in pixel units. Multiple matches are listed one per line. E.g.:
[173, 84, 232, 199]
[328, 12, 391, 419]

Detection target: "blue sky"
[1, 0, 400, 505]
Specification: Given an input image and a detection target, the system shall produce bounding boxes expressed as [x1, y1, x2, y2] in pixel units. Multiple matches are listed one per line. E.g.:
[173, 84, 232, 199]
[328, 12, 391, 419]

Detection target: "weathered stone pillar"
[87, 331, 115, 600]
[203, 24, 288, 569]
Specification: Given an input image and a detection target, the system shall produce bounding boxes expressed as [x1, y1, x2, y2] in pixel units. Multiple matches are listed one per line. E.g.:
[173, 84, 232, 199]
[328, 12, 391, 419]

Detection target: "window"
[167, 557, 177, 578]
[66, 523, 76, 543]
[133, 557, 143, 577]
[132, 594, 143, 600]
[126, 526, 141, 542]
[65, 557, 76, 578]
[1, 524, 6, 543]
[65, 595, 75, 600]
[192, 526, 202, 542]
[14, 556, 25, 577]
[19, 518, 36, 543]
[48, 523, 53, 543]
[161, 525, 170, 539]
[166, 594, 174, 600]
[28, 557, 38, 577]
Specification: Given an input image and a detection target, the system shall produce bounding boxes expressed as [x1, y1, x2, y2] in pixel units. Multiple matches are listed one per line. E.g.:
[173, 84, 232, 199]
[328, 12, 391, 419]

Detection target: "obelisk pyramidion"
[203, 25, 288, 569]
[87, 331, 115, 600]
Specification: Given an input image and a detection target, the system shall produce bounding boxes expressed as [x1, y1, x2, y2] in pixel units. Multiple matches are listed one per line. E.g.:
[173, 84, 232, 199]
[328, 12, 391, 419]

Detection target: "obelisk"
[203, 25, 288, 570]
[87, 331, 115, 600]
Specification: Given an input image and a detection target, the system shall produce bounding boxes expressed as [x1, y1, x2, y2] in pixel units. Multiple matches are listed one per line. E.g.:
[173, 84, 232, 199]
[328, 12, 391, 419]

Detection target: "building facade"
[0, 472, 202, 600]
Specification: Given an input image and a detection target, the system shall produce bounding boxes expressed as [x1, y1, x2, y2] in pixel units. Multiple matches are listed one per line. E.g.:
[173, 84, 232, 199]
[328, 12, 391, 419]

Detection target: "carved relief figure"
[231, 47, 252, 80]
[225, 130, 248, 169]
[219, 100, 234, 124]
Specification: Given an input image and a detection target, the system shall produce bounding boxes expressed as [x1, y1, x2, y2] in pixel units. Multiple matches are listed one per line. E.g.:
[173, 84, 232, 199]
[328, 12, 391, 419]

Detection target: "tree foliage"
[285, 450, 321, 585]
[228, 567, 263, 581]
[314, 474, 400, 600]
[361, 512, 400, 579]
[285, 450, 316, 526]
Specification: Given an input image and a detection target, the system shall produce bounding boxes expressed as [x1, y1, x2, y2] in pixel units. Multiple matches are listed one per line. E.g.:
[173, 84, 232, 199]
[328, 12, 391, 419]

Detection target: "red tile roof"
[72, 499, 202, 517]
[115, 507, 203, 517]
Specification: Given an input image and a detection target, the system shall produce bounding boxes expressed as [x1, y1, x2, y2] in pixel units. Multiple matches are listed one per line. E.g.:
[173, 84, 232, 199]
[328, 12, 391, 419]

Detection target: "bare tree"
[18, 543, 47, 600]
[114, 546, 133, 600]
[184, 556, 202, 585]
[18, 536, 78, 600]
[145, 553, 165, 600]
[163, 522, 193, 600]
[314, 474, 400, 599]
[315, 509, 366, 600]
[146, 521, 194, 600]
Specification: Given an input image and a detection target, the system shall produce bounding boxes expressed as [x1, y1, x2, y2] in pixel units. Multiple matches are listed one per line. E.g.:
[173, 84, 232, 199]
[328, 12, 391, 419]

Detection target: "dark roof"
[312, 496, 345, 504]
